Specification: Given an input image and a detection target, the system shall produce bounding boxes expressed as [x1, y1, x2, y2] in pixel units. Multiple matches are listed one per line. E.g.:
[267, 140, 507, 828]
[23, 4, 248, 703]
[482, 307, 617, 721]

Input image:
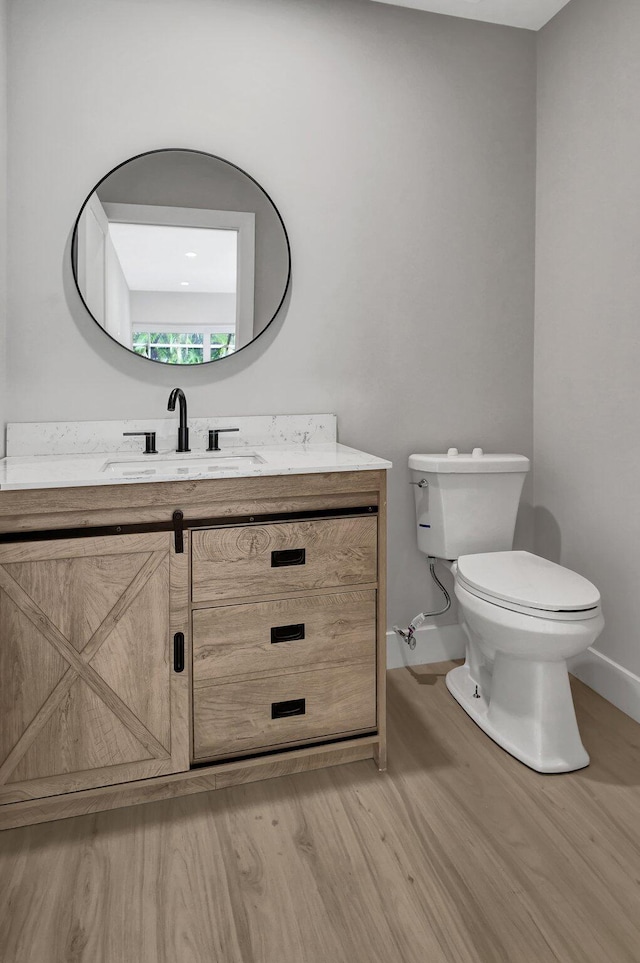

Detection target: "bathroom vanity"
[0, 417, 390, 830]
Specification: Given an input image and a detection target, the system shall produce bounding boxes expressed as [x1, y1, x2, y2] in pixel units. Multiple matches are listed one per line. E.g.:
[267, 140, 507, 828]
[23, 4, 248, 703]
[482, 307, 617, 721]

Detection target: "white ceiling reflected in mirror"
[107, 223, 239, 293]
[72, 150, 290, 365]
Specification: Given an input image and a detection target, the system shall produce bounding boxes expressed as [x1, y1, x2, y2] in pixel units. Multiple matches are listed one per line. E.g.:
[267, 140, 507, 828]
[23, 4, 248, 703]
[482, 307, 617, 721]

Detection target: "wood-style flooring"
[1, 662, 640, 963]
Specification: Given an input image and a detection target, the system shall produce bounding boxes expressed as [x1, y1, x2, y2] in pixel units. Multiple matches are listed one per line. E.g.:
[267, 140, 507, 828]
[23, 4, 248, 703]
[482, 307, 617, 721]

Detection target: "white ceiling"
[369, 0, 573, 31]
[108, 224, 238, 294]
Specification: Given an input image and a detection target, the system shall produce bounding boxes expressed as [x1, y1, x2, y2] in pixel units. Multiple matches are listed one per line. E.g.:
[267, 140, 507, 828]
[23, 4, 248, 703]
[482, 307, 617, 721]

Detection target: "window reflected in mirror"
[132, 331, 235, 364]
[71, 150, 290, 366]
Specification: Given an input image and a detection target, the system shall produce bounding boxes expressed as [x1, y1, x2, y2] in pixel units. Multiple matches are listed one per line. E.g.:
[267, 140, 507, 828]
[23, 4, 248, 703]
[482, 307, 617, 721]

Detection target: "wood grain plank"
[170, 531, 191, 770]
[0, 669, 77, 785]
[193, 590, 376, 684]
[193, 662, 377, 762]
[0, 532, 169, 562]
[0, 587, 68, 765]
[0, 739, 378, 829]
[0, 550, 170, 784]
[0, 540, 184, 803]
[192, 515, 377, 603]
[189, 582, 379, 609]
[212, 741, 376, 789]
[385, 664, 640, 962]
[0, 566, 170, 763]
[0, 492, 379, 536]
[374, 471, 387, 770]
[0, 471, 385, 528]
[81, 550, 168, 658]
[2, 669, 640, 963]
[0, 757, 178, 807]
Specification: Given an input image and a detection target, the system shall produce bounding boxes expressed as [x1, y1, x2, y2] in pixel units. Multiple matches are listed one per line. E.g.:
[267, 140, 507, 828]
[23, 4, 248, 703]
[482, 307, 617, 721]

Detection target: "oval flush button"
[447, 448, 459, 456]
[472, 447, 483, 457]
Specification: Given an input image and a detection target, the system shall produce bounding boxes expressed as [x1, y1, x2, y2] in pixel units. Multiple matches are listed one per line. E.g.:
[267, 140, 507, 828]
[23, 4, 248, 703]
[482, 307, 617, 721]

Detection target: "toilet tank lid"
[457, 551, 601, 611]
[408, 452, 530, 473]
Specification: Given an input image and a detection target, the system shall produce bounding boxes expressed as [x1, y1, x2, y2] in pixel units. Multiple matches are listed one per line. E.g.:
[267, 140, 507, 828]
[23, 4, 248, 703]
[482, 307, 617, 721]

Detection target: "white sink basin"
[101, 452, 265, 477]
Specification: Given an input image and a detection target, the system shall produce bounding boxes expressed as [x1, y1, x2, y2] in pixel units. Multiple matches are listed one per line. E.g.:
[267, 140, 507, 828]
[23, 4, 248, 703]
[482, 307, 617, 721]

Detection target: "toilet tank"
[409, 449, 530, 560]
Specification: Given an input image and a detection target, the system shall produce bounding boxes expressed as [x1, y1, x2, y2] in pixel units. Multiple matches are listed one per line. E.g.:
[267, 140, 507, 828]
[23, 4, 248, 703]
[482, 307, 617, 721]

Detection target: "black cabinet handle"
[173, 632, 185, 672]
[271, 548, 306, 568]
[271, 698, 306, 719]
[270, 623, 305, 644]
[172, 509, 184, 554]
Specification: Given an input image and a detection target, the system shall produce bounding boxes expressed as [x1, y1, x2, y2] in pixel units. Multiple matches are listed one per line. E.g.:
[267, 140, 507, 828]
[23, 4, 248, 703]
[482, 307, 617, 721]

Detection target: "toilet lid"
[456, 551, 600, 612]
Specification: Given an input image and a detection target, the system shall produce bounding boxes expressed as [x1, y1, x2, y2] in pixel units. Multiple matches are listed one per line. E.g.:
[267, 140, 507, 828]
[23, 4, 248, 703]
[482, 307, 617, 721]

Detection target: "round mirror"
[71, 149, 291, 365]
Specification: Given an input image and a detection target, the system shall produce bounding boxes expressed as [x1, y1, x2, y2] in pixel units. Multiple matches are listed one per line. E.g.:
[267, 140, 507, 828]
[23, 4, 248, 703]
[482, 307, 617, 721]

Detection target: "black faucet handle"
[123, 431, 158, 454]
[207, 427, 240, 452]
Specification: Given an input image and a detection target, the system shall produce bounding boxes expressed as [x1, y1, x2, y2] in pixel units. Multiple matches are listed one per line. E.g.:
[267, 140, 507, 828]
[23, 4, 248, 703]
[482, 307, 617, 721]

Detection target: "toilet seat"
[456, 550, 601, 622]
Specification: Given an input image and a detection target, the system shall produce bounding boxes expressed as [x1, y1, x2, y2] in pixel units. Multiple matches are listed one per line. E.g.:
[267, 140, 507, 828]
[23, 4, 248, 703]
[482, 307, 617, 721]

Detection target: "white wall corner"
[569, 648, 640, 727]
[387, 622, 466, 670]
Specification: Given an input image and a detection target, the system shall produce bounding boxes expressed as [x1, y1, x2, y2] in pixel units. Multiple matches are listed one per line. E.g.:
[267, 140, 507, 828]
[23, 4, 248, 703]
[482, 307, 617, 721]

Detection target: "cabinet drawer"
[193, 662, 377, 762]
[191, 515, 377, 603]
[193, 590, 376, 685]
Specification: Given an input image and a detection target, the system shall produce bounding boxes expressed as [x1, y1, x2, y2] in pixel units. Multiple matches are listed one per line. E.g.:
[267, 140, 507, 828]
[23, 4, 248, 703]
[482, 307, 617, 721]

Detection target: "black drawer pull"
[271, 548, 306, 568]
[173, 632, 185, 673]
[271, 698, 306, 719]
[271, 623, 305, 644]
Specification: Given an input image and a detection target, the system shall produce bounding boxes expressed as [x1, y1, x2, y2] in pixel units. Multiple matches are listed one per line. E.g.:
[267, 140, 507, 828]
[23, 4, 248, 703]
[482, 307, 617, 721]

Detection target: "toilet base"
[446, 662, 590, 774]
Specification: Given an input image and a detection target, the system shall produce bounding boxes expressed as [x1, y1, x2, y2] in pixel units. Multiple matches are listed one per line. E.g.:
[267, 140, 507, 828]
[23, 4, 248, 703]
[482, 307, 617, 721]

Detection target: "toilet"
[409, 448, 604, 773]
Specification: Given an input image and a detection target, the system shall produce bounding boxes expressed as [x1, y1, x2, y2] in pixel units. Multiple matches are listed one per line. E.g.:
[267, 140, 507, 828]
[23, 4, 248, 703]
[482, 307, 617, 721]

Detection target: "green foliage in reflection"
[132, 331, 236, 364]
[211, 334, 235, 361]
[133, 331, 203, 364]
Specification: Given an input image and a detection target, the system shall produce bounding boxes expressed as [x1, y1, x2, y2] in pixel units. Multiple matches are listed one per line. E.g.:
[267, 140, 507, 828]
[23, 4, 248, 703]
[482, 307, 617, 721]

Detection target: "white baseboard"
[386, 623, 466, 670]
[387, 625, 640, 728]
[569, 647, 640, 726]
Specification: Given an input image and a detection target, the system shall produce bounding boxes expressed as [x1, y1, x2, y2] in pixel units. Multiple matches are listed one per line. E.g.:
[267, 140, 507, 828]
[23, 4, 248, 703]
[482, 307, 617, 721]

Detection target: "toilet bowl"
[409, 449, 604, 773]
[448, 551, 603, 773]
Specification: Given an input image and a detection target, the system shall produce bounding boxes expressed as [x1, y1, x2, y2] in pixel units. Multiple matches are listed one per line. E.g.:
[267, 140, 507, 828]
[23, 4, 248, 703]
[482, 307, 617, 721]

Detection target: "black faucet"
[167, 388, 190, 452]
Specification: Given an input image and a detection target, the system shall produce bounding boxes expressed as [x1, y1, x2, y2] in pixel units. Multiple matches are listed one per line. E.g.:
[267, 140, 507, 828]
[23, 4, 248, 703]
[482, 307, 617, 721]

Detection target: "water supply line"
[393, 557, 451, 650]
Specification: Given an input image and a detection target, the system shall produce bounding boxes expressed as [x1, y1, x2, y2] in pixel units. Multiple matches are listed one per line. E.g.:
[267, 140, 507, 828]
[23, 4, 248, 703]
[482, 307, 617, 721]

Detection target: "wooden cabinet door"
[0, 532, 190, 804]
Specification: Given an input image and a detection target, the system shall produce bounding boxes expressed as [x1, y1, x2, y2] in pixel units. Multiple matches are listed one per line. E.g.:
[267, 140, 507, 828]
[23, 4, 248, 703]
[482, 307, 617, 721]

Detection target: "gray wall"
[536, 0, 640, 675]
[5, 0, 536, 628]
[0, 0, 7, 458]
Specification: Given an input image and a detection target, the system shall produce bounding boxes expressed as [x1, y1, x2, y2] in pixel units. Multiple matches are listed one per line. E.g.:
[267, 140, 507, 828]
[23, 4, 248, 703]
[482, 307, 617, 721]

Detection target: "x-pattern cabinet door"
[0, 531, 190, 804]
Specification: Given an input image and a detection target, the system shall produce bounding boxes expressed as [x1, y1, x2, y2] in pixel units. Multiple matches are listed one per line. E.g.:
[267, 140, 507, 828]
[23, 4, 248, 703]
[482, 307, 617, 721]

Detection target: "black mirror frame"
[71, 147, 292, 367]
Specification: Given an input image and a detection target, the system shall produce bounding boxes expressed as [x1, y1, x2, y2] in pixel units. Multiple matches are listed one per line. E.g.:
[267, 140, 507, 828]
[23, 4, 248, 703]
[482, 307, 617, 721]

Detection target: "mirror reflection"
[72, 150, 290, 365]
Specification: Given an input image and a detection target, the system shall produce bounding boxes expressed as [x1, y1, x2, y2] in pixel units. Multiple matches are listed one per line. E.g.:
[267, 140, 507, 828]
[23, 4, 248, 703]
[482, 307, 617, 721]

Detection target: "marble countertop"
[0, 443, 392, 491]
